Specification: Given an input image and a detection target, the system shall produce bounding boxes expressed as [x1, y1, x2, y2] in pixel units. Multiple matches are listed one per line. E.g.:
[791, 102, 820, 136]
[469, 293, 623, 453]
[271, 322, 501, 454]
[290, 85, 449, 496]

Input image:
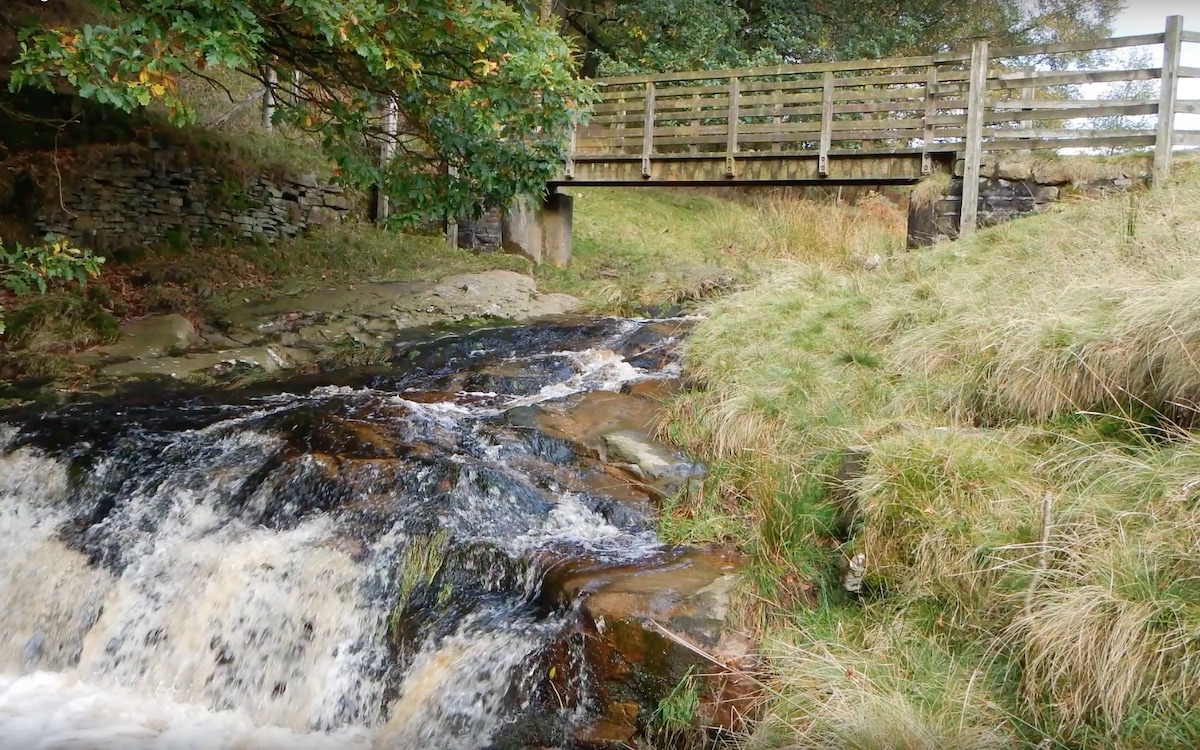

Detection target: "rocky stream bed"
[0, 274, 757, 749]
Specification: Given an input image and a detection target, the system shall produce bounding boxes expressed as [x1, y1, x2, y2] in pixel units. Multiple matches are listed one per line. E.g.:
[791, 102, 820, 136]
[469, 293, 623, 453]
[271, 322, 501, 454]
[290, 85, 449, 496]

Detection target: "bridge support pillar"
[501, 190, 573, 267]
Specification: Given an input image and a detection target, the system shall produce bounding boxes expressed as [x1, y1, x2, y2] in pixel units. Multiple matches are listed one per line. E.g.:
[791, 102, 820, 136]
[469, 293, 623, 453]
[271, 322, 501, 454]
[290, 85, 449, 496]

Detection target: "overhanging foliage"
[9, 0, 594, 224]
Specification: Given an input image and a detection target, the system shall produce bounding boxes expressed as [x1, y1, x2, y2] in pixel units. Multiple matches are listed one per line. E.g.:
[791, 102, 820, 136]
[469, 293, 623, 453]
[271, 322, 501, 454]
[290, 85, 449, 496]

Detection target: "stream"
[0, 315, 741, 750]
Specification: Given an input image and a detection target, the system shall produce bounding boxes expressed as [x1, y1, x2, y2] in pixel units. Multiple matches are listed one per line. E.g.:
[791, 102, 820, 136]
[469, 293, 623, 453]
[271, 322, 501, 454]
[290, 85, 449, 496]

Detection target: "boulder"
[600, 429, 703, 497]
[79, 313, 200, 361]
[542, 548, 759, 745]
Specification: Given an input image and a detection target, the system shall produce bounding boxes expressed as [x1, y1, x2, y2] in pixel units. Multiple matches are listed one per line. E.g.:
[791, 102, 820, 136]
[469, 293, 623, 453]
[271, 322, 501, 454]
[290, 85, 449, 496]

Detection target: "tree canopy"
[548, 0, 1124, 76]
[8, 0, 592, 224]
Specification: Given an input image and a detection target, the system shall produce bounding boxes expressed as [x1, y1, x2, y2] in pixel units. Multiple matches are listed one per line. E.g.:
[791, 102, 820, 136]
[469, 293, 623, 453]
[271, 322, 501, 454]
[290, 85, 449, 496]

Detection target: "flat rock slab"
[564, 548, 745, 647]
[601, 429, 704, 498]
[220, 270, 581, 348]
[545, 548, 757, 745]
[99, 346, 312, 380]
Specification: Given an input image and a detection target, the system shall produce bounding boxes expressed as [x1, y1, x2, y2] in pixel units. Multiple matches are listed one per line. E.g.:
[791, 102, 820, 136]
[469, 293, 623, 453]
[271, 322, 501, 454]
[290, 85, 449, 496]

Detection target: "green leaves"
[0, 236, 105, 336]
[10, 0, 592, 223]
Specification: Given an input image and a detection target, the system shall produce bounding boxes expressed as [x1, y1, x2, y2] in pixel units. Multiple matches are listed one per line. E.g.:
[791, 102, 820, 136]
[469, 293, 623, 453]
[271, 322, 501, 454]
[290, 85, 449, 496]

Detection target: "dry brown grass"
[908, 172, 951, 210]
[712, 192, 907, 270]
[876, 168, 1200, 423]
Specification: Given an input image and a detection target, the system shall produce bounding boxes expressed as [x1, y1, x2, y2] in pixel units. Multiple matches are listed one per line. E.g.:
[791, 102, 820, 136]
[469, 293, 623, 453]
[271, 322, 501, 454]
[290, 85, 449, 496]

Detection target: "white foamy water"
[0, 432, 570, 749]
[0, 672, 373, 750]
[503, 349, 645, 409]
[375, 612, 555, 750]
[0, 433, 394, 737]
[507, 492, 660, 560]
[0, 318, 693, 748]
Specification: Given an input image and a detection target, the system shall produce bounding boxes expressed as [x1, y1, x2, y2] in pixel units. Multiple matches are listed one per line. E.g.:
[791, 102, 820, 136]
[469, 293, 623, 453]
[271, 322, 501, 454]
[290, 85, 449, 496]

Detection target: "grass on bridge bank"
[662, 166, 1200, 748]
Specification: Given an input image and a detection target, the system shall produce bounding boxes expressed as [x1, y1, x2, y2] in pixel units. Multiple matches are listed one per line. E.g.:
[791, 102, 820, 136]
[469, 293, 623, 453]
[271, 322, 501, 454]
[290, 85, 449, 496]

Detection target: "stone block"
[995, 160, 1034, 181]
[307, 205, 340, 226]
[1034, 185, 1059, 203]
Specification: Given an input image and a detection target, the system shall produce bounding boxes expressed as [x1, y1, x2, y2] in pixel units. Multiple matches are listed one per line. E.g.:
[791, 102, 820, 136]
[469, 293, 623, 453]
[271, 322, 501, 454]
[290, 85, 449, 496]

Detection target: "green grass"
[651, 667, 704, 746]
[663, 165, 1200, 748]
[538, 187, 905, 314]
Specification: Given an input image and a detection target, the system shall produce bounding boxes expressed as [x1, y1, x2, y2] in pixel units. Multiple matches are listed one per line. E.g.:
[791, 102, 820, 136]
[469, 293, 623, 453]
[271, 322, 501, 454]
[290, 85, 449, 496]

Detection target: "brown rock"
[622, 377, 683, 403]
[536, 391, 660, 448]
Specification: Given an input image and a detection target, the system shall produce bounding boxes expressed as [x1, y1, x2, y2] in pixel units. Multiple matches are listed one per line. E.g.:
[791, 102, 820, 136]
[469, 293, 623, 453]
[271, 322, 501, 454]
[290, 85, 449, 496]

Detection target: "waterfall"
[0, 318, 690, 749]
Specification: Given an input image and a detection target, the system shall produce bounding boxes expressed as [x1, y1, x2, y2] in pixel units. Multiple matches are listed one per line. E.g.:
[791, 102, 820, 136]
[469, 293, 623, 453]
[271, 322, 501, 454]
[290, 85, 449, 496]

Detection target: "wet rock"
[601, 430, 701, 495]
[465, 357, 576, 397]
[77, 313, 200, 362]
[622, 377, 683, 403]
[99, 346, 312, 380]
[537, 392, 660, 448]
[545, 548, 757, 744]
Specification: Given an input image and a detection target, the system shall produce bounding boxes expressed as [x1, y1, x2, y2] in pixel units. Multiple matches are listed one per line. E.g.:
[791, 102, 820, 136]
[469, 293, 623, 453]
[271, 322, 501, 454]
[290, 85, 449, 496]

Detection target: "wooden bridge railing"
[567, 15, 1199, 234]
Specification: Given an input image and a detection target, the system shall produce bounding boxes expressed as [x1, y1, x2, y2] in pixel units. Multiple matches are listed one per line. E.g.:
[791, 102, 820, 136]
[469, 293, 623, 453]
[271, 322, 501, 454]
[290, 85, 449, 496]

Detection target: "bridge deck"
[555, 15, 1200, 212]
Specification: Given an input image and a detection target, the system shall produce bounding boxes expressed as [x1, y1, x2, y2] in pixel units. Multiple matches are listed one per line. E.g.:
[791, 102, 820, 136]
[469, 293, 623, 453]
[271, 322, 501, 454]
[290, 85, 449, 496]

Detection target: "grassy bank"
[0, 186, 906, 383]
[664, 168, 1200, 748]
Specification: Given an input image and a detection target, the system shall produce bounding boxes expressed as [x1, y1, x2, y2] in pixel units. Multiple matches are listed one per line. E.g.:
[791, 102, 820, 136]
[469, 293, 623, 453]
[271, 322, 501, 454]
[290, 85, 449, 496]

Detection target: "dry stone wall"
[907, 157, 1150, 247]
[28, 140, 356, 251]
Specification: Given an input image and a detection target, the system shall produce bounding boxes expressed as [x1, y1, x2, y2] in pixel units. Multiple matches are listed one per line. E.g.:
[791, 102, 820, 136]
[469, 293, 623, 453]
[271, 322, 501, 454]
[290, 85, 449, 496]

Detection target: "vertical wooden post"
[1019, 69, 1035, 155]
[376, 97, 398, 224]
[1154, 15, 1184, 187]
[564, 121, 576, 179]
[960, 38, 989, 238]
[642, 81, 655, 178]
[861, 84, 876, 151]
[819, 71, 834, 176]
[445, 164, 458, 249]
[261, 67, 277, 132]
[922, 64, 937, 174]
[726, 76, 739, 177]
[690, 92, 701, 154]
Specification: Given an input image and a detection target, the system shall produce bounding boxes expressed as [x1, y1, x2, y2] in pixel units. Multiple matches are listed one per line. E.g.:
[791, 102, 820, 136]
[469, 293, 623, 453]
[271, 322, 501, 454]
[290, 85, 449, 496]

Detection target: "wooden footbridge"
[512, 16, 1200, 263]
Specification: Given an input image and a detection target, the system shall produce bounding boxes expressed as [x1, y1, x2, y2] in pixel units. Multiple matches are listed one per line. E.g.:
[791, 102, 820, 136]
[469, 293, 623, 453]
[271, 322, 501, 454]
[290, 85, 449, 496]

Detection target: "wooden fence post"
[642, 81, 655, 178]
[691, 92, 701, 154]
[1153, 15, 1183, 187]
[960, 38, 989, 238]
[564, 121, 576, 180]
[819, 71, 834, 176]
[922, 65, 937, 174]
[726, 77, 739, 177]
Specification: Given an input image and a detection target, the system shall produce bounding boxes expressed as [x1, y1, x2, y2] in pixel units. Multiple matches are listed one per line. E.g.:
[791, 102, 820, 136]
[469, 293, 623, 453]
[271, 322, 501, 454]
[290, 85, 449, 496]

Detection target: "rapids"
[0, 316, 697, 749]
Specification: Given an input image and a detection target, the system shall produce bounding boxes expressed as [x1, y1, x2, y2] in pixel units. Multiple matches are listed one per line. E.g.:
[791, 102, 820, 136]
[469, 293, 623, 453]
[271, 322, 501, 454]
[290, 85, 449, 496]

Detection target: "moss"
[388, 529, 453, 639]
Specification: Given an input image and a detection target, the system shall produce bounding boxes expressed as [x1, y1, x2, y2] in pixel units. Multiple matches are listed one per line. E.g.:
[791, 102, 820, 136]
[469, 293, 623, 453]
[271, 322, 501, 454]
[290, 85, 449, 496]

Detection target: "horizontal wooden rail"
[562, 15, 1198, 193]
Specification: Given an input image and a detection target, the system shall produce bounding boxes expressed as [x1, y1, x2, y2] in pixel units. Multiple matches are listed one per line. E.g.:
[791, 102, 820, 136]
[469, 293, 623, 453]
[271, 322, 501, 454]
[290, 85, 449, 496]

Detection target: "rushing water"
[0, 316, 693, 749]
